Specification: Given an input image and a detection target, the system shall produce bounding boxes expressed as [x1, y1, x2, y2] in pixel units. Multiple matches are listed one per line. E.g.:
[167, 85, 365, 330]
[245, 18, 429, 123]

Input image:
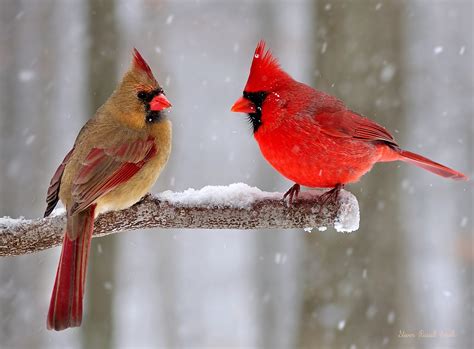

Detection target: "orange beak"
[231, 96, 256, 114]
[150, 94, 172, 111]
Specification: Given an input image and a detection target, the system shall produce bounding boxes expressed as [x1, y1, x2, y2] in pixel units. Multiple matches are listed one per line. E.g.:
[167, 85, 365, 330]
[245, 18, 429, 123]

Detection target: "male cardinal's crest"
[244, 40, 290, 93]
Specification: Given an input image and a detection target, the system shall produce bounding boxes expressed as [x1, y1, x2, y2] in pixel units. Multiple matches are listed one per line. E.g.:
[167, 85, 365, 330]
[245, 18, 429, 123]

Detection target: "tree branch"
[0, 184, 359, 257]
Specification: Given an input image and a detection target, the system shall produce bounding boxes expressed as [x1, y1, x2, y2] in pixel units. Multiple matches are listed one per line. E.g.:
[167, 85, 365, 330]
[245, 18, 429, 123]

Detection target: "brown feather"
[46, 50, 172, 331]
[44, 148, 74, 217]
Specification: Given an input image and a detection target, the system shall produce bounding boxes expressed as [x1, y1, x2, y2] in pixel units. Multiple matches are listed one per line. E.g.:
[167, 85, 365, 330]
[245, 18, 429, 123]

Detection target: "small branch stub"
[0, 183, 359, 257]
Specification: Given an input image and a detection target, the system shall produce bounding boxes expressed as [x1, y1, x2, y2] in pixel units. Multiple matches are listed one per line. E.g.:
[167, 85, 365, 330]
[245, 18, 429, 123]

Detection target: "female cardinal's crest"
[244, 40, 286, 92]
[133, 48, 155, 81]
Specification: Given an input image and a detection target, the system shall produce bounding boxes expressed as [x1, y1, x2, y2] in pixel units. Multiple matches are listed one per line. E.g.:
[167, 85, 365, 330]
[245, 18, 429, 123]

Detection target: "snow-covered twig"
[0, 183, 359, 257]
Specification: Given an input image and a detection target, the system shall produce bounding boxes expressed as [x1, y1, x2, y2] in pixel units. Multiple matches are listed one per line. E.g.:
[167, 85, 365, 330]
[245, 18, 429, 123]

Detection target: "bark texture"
[1, 189, 357, 257]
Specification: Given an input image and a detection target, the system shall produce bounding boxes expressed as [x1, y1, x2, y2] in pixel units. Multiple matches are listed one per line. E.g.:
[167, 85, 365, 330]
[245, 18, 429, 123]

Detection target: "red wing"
[44, 148, 75, 217]
[70, 136, 157, 215]
[316, 110, 398, 146]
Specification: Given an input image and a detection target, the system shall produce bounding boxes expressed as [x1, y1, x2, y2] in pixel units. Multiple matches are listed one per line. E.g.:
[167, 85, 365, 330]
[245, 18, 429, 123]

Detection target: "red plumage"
[232, 41, 467, 194]
[47, 205, 95, 331]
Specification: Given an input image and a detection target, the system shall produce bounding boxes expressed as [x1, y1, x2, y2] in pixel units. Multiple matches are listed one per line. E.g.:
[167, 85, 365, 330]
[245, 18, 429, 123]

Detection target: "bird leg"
[283, 183, 301, 206]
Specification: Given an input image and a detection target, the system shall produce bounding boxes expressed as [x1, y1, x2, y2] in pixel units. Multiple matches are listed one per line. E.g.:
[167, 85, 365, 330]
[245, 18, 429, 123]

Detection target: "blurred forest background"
[0, 0, 472, 348]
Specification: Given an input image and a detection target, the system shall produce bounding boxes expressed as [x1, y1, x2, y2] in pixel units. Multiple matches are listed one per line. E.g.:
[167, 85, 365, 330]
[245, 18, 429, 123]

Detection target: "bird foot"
[134, 193, 152, 206]
[317, 184, 344, 211]
[283, 183, 301, 206]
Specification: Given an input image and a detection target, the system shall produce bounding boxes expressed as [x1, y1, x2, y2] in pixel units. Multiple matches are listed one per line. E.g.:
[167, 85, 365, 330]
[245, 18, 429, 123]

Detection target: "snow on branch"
[0, 183, 359, 257]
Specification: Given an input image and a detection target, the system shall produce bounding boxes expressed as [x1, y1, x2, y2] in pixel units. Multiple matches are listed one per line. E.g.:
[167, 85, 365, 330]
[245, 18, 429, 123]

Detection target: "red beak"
[150, 94, 172, 111]
[231, 96, 256, 113]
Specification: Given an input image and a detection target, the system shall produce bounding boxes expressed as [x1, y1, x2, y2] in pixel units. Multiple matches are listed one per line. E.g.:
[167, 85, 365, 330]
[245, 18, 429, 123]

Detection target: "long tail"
[396, 149, 468, 180]
[47, 205, 96, 331]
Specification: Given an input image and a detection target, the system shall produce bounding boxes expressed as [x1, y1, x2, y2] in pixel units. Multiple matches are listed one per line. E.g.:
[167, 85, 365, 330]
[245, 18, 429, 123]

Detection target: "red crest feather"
[132, 48, 155, 80]
[244, 40, 287, 92]
[252, 40, 280, 73]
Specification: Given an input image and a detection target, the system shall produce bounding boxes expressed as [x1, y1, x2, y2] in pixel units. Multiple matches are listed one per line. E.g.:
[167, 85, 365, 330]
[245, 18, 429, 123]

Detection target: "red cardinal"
[231, 41, 467, 202]
[44, 49, 172, 330]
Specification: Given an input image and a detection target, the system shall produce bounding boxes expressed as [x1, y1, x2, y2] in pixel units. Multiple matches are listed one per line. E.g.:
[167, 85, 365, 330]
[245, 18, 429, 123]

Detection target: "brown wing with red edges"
[316, 110, 399, 147]
[69, 136, 157, 216]
[44, 148, 75, 217]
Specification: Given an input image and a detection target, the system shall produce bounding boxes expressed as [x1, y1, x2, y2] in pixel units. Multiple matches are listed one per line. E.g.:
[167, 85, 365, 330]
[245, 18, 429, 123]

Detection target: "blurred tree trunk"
[401, 2, 473, 348]
[106, 2, 179, 346]
[297, 1, 405, 348]
[252, 4, 282, 349]
[0, 2, 17, 216]
[83, 0, 118, 348]
[0, 1, 54, 347]
[253, 2, 315, 348]
[0, 1, 21, 343]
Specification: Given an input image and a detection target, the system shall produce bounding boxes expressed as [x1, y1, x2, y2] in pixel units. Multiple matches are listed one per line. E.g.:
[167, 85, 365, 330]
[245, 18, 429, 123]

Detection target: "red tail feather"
[47, 205, 96, 331]
[397, 149, 468, 180]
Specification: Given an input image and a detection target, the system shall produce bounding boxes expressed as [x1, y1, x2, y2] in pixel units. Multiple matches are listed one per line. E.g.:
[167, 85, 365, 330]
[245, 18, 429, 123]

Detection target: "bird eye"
[137, 91, 148, 100]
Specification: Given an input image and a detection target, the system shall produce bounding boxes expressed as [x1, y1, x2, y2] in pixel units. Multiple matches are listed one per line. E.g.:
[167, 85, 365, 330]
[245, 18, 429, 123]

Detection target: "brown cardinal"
[231, 41, 467, 203]
[44, 49, 172, 331]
